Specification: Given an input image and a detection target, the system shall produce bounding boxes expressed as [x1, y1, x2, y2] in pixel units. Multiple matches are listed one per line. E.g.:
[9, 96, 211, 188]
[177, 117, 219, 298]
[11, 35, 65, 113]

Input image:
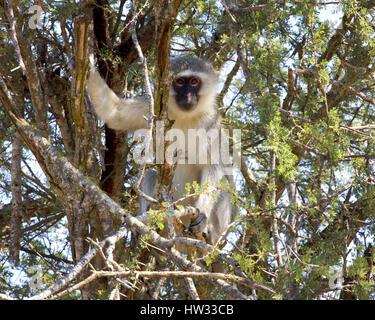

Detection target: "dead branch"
[52, 269, 275, 299]
[130, 1, 157, 200]
[282, 68, 296, 111]
[0, 294, 13, 300]
[184, 277, 200, 300]
[0, 102, 262, 299]
[7, 1, 48, 135]
[331, 81, 375, 106]
[27, 226, 128, 300]
[9, 131, 23, 265]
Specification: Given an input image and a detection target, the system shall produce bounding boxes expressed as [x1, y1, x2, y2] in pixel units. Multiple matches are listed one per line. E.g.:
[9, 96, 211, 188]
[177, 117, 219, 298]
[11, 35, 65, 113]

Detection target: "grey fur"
[86, 56, 236, 246]
[170, 56, 217, 78]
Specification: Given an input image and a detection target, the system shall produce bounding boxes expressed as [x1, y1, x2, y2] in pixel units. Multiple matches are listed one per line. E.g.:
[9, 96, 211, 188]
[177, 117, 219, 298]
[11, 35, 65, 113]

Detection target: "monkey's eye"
[175, 78, 185, 87]
[190, 77, 200, 87]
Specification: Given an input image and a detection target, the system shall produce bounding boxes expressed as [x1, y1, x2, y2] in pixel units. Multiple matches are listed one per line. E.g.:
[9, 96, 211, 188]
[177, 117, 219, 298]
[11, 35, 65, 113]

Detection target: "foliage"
[0, 0, 375, 300]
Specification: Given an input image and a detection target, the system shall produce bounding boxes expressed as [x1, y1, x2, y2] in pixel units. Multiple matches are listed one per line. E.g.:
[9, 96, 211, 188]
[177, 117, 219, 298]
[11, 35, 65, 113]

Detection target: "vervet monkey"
[86, 56, 236, 245]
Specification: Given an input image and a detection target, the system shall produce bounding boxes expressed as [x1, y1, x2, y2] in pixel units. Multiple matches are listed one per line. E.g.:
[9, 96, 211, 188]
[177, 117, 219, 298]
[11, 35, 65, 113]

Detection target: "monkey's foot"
[188, 210, 207, 235]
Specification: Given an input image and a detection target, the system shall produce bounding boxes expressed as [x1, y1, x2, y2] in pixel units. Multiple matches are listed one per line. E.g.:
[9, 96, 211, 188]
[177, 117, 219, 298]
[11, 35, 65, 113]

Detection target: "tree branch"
[0, 97, 266, 299]
[8, 0, 48, 135]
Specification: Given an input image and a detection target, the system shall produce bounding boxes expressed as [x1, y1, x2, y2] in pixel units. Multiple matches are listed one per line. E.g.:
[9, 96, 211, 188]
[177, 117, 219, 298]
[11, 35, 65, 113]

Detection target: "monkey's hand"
[188, 209, 207, 236]
[89, 54, 95, 69]
[87, 54, 96, 79]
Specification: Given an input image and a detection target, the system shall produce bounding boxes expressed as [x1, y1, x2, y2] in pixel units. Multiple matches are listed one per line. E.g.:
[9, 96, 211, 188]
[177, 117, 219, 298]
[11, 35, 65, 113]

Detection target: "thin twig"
[130, 0, 156, 202]
[309, 16, 329, 117]
[332, 81, 375, 106]
[53, 270, 276, 298]
[221, 0, 237, 23]
[7, 0, 26, 74]
[270, 148, 283, 267]
[26, 227, 128, 300]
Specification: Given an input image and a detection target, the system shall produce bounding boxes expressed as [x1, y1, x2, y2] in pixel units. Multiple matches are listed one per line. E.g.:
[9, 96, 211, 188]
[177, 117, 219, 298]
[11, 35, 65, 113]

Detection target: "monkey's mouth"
[177, 102, 197, 111]
[176, 96, 199, 111]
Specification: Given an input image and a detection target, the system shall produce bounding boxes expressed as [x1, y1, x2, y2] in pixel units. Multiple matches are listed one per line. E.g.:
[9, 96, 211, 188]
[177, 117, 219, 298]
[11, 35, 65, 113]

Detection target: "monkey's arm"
[86, 67, 148, 131]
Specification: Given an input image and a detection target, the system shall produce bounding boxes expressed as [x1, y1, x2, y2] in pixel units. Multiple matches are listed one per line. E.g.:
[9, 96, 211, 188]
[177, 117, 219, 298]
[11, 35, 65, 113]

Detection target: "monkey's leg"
[138, 170, 157, 214]
[188, 166, 225, 242]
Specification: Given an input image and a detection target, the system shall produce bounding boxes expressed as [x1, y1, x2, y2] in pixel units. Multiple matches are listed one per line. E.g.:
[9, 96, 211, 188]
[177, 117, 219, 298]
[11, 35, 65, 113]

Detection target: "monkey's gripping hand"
[181, 207, 208, 240]
[174, 206, 208, 240]
[88, 54, 95, 74]
[188, 209, 208, 237]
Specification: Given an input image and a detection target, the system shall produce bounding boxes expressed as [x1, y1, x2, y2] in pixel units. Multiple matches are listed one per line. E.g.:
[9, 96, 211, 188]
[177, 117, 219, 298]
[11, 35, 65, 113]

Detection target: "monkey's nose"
[177, 93, 198, 110]
[186, 93, 194, 104]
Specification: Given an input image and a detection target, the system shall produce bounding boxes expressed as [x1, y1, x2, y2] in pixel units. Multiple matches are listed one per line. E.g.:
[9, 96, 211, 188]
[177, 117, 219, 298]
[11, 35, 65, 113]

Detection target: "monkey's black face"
[172, 76, 201, 111]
